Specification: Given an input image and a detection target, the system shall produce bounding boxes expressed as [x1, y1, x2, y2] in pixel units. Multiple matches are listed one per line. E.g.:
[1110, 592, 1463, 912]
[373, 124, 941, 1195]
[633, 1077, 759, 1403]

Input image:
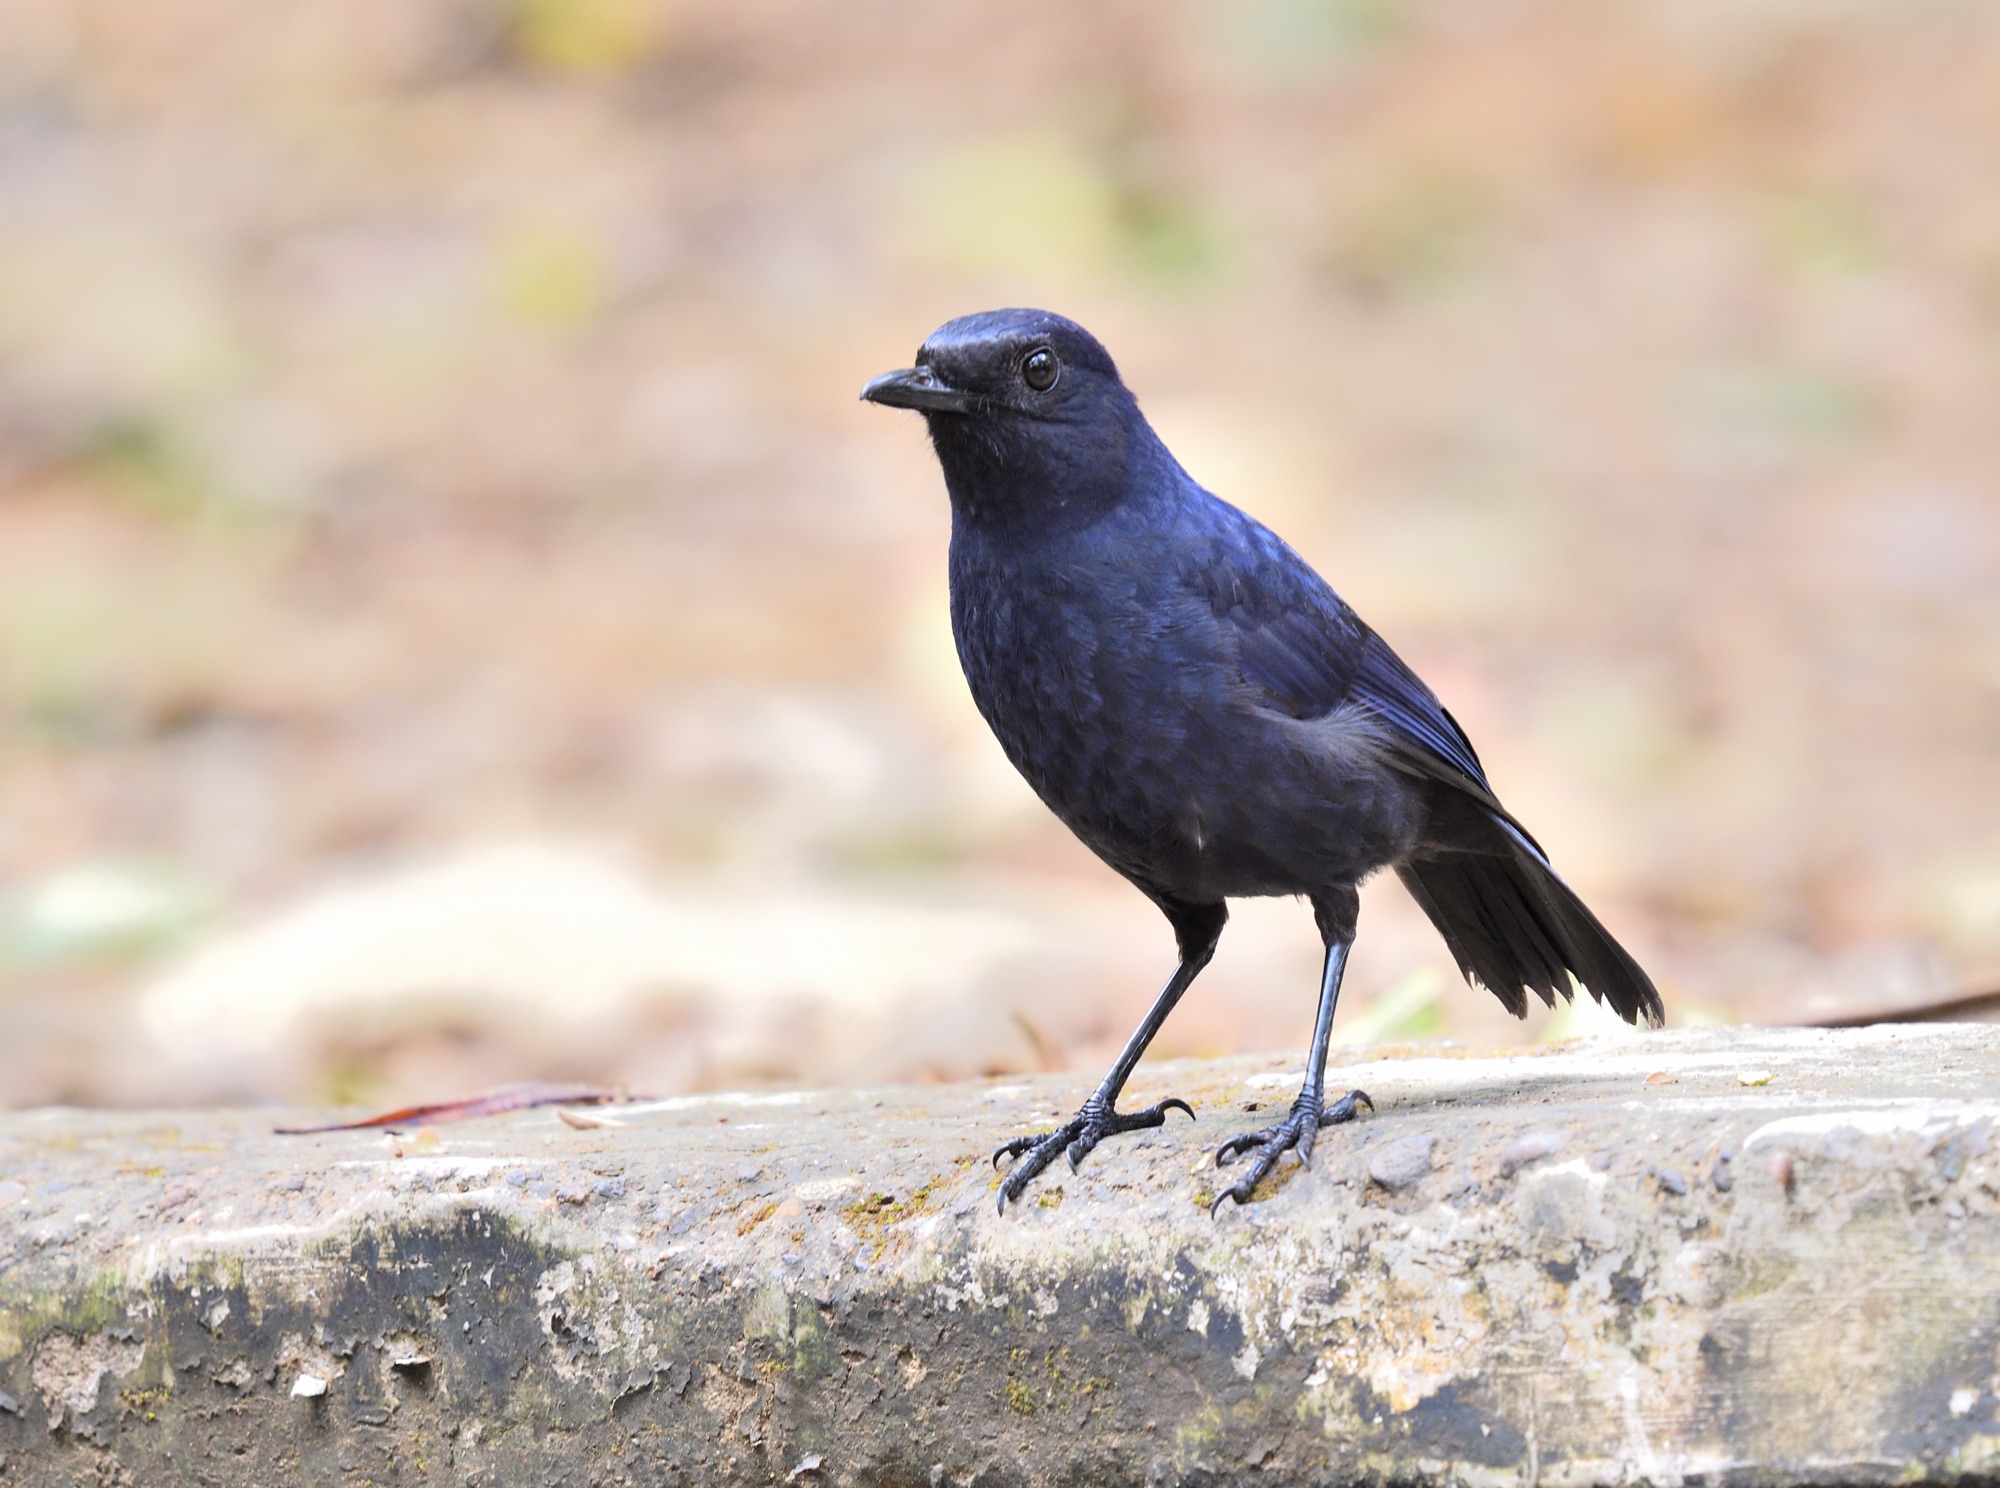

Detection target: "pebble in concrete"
[1366, 1133, 1436, 1189]
[1498, 1127, 1564, 1176]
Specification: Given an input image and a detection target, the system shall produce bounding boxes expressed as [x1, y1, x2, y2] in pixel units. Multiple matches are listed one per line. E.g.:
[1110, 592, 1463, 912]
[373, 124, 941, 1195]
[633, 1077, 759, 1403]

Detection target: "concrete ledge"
[3, 1026, 1999, 1486]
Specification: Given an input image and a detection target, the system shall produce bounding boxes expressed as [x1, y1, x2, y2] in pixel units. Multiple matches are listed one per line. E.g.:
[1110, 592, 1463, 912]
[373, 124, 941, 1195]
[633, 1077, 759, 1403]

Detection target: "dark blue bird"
[862, 309, 1662, 1212]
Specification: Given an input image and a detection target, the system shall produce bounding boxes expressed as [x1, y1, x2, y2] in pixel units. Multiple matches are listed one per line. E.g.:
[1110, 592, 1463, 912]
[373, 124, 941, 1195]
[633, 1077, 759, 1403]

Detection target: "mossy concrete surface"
[3, 1025, 1999, 1486]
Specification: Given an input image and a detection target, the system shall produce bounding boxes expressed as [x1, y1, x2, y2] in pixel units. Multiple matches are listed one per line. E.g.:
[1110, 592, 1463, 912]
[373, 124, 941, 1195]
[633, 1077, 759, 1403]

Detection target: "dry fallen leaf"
[558, 1108, 627, 1130]
[276, 1082, 646, 1134]
[1768, 1150, 1794, 1191]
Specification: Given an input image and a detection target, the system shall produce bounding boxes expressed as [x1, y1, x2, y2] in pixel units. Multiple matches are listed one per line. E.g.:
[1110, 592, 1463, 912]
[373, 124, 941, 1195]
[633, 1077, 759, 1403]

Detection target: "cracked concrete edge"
[1, 1025, 1999, 1486]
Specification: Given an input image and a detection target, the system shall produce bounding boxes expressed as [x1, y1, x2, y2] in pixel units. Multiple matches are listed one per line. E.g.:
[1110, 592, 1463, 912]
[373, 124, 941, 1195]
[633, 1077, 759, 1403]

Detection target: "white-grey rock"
[4, 1026, 1999, 1487]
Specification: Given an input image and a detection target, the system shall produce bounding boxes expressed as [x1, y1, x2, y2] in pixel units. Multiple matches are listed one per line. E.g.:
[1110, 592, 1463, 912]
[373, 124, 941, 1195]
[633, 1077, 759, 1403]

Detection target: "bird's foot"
[992, 1096, 1195, 1212]
[1210, 1088, 1372, 1213]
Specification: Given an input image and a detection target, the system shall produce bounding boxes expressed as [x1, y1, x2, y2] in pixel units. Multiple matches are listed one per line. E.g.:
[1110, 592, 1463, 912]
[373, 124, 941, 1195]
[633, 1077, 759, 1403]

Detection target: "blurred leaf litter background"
[2, 0, 1998, 1109]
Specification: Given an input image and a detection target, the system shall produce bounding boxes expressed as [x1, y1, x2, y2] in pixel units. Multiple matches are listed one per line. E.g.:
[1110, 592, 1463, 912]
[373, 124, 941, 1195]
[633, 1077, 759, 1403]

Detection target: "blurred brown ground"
[2, 0, 1998, 1109]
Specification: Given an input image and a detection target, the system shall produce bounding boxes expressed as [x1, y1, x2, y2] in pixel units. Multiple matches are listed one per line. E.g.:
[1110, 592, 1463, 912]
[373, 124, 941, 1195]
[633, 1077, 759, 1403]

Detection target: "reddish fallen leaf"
[274, 1082, 647, 1135]
[1644, 1072, 1679, 1086]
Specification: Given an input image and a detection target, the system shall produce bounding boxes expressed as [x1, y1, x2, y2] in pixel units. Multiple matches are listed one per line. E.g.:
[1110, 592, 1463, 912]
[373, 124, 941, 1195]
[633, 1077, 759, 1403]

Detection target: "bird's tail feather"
[1396, 822, 1662, 1028]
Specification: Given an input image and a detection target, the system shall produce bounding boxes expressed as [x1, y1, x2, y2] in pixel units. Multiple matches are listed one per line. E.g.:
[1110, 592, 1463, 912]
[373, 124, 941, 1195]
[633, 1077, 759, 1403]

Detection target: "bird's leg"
[994, 902, 1223, 1212]
[1212, 903, 1373, 1212]
[991, 960, 1202, 1211]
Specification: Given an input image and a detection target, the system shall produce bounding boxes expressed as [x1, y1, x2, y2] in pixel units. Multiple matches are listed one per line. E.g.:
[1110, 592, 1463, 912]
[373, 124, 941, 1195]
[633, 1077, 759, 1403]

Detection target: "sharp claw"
[1210, 1089, 1372, 1205]
[993, 1094, 1201, 1212]
[1313, 1089, 1376, 1127]
[1215, 1128, 1269, 1167]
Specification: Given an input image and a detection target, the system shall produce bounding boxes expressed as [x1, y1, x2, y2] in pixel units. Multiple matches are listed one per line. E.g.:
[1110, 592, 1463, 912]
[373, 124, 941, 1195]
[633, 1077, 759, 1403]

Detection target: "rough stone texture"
[3, 1025, 2000, 1486]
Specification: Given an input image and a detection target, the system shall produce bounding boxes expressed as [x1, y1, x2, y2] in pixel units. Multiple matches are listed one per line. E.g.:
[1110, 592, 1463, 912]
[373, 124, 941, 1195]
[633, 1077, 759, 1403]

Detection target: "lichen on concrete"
[2, 1026, 2000, 1485]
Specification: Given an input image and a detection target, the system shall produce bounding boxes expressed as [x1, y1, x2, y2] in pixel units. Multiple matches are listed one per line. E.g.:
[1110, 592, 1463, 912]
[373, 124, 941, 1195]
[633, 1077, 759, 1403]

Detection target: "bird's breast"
[948, 534, 1235, 849]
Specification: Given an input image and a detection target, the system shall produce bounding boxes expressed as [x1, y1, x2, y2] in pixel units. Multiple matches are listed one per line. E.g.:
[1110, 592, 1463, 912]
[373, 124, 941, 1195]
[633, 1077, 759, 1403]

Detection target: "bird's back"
[948, 477, 1427, 905]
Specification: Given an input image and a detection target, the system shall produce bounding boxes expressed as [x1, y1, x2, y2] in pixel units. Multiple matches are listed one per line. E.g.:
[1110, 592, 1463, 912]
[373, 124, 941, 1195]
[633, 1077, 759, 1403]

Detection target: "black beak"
[860, 364, 975, 414]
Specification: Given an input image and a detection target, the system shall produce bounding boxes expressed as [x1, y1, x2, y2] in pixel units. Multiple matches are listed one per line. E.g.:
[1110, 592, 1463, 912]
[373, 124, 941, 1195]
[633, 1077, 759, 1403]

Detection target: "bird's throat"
[926, 401, 1152, 538]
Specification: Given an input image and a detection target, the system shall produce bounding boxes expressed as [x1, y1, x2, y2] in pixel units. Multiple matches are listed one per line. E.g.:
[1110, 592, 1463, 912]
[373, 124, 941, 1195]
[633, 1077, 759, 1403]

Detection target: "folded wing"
[1184, 509, 1662, 1027]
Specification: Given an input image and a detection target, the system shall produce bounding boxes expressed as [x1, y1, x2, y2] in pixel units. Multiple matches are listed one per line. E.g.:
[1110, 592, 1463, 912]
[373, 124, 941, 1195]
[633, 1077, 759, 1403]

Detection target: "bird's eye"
[1021, 347, 1060, 392]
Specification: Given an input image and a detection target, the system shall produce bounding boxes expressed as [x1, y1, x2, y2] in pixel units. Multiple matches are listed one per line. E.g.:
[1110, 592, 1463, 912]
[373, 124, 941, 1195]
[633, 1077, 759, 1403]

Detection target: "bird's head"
[862, 309, 1154, 530]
